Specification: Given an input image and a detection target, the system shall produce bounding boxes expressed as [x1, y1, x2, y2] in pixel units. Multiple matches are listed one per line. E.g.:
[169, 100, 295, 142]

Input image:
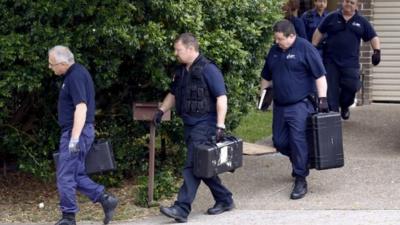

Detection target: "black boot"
[290, 177, 308, 200]
[207, 202, 235, 215]
[54, 213, 76, 225]
[341, 107, 350, 120]
[100, 192, 119, 225]
[160, 205, 188, 223]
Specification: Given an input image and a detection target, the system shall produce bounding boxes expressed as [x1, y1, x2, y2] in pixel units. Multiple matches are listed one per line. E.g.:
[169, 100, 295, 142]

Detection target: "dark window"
[299, 0, 313, 15]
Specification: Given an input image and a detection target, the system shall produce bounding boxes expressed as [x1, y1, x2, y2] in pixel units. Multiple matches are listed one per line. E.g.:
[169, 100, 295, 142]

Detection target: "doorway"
[299, 0, 339, 15]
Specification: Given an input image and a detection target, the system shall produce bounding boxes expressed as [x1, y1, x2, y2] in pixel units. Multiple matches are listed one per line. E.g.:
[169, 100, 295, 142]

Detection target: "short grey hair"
[48, 45, 75, 65]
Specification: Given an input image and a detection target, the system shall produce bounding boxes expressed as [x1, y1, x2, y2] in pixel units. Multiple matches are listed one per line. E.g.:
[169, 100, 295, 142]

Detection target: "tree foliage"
[0, 0, 283, 181]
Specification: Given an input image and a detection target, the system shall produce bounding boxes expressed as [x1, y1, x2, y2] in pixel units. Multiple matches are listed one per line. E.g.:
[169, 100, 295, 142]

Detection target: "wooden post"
[133, 102, 171, 206]
[148, 122, 156, 205]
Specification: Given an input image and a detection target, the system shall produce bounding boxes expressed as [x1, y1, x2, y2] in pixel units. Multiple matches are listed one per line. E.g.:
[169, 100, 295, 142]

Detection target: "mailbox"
[132, 102, 171, 206]
[133, 102, 171, 121]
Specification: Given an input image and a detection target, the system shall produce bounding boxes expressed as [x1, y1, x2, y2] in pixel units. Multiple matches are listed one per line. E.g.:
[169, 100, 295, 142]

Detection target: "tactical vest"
[175, 55, 216, 117]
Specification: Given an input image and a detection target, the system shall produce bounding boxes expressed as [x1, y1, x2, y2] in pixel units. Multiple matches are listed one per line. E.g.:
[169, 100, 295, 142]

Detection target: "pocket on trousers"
[58, 150, 77, 164]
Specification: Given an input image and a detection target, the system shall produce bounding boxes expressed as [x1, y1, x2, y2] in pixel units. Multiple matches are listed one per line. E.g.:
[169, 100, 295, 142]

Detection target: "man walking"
[155, 33, 234, 223]
[312, 0, 380, 119]
[260, 20, 328, 199]
[49, 45, 118, 225]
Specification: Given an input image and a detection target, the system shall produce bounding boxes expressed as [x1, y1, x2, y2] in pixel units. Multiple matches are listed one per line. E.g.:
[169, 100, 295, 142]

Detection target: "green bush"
[135, 170, 180, 207]
[0, 0, 282, 185]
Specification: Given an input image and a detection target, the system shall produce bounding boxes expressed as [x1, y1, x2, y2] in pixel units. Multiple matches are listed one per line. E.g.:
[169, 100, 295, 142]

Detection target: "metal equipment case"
[193, 136, 243, 178]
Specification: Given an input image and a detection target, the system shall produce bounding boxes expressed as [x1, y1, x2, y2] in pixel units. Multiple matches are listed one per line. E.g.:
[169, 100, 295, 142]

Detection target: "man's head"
[174, 33, 200, 65]
[48, 45, 75, 76]
[342, 0, 358, 15]
[273, 20, 297, 50]
[314, 0, 327, 12]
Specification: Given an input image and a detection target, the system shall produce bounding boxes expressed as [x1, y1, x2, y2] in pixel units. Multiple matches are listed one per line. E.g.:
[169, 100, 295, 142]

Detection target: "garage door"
[372, 0, 400, 102]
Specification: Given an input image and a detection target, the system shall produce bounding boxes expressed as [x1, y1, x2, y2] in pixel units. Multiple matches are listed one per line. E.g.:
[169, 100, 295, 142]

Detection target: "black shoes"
[54, 218, 76, 225]
[207, 202, 235, 215]
[56, 193, 117, 225]
[100, 192, 119, 225]
[341, 107, 350, 120]
[160, 202, 234, 222]
[290, 177, 308, 200]
[55, 213, 76, 225]
[160, 206, 188, 223]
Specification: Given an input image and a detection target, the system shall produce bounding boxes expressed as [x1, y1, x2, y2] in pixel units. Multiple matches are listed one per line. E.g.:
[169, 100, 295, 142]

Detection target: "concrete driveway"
[4, 104, 400, 225]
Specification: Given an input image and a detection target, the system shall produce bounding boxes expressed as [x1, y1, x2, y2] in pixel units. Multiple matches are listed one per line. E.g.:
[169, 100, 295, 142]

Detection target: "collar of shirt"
[63, 63, 77, 77]
[311, 9, 328, 18]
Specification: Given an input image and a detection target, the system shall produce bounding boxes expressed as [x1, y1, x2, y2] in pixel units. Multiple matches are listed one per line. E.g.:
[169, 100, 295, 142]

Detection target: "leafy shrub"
[135, 170, 180, 207]
[0, 0, 282, 188]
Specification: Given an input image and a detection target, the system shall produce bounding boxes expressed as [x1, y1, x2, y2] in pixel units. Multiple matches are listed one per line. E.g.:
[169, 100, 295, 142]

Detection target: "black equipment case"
[53, 139, 116, 174]
[307, 112, 344, 170]
[193, 136, 243, 178]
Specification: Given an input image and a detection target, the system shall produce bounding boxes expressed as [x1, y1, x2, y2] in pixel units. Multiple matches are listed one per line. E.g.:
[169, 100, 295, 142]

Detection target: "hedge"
[0, 0, 283, 183]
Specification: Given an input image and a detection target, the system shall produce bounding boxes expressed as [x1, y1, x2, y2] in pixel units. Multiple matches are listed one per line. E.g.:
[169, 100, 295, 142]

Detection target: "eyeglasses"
[48, 62, 62, 68]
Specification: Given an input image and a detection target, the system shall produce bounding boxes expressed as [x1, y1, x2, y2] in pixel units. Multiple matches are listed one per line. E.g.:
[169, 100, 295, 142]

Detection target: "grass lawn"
[232, 109, 273, 143]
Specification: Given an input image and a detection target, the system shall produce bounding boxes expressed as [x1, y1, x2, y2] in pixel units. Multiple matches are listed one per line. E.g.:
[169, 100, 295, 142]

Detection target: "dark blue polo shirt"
[58, 63, 95, 131]
[301, 9, 328, 42]
[289, 16, 307, 39]
[261, 37, 326, 106]
[318, 10, 377, 68]
[171, 62, 226, 126]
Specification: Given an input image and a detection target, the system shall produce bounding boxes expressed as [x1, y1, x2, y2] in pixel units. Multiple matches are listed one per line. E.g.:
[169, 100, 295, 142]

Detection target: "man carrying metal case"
[154, 33, 234, 223]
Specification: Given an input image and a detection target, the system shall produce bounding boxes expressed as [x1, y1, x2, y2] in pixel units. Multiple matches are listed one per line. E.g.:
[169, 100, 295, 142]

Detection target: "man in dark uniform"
[48, 46, 118, 225]
[260, 20, 328, 200]
[312, 0, 381, 119]
[301, 0, 328, 42]
[154, 33, 234, 223]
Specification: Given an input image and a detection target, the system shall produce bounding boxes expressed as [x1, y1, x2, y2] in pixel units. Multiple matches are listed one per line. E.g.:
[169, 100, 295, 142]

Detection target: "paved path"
[3, 104, 400, 225]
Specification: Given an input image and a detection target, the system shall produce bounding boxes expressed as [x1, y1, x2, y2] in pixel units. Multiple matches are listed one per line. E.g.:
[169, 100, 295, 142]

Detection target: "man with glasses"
[312, 0, 381, 120]
[48, 45, 118, 225]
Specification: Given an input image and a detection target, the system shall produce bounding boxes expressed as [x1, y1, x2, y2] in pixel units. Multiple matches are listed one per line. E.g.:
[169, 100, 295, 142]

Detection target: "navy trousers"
[325, 62, 361, 112]
[174, 122, 233, 216]
[272, 100, 315, 178]
[56, 124, 104, 213]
